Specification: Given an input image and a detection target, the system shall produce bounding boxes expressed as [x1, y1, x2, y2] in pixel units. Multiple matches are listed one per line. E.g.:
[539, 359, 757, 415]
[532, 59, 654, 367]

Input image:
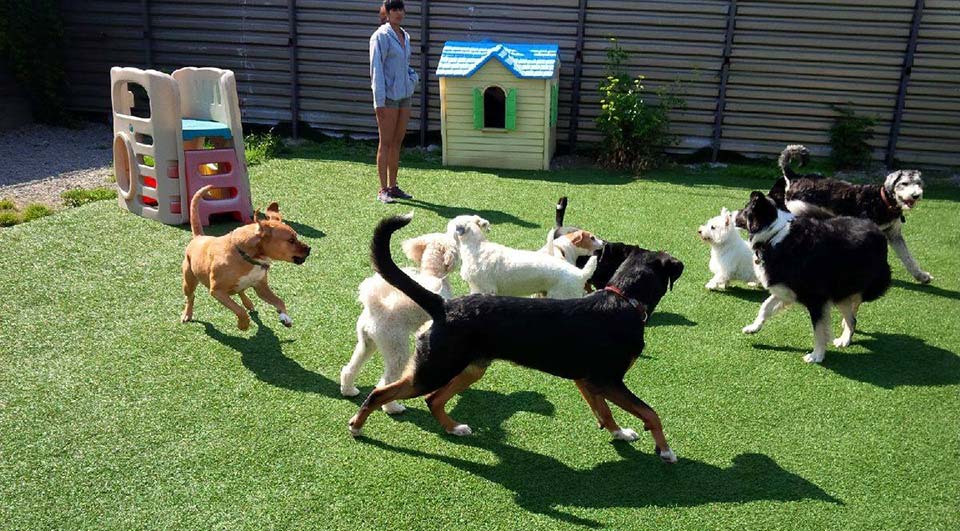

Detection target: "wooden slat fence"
[59, 0, 959, 168]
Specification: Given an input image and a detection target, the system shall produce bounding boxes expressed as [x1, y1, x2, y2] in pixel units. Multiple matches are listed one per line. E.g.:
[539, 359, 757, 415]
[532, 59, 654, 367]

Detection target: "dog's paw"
[705, 281, 725, 291]
[803, 352, 825, 364]
[180, 312, 192, 323]
[237, 316, 251, 331]
[279, 312, 293, 327]
[340, 385, 360, 397]
[742, 323, 762, 334]
[915, 271, 933, 284]
[613, 428, 639, 442]
[747, 281, 759, 288]
[833, 336, 852, 348]
[447, 424, 473, 436]
[382, 401, 406, 415]
[656, 447, 678, 464]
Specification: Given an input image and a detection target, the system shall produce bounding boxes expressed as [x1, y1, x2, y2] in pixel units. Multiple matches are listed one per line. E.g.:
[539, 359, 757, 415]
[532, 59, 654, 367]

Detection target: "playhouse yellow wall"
[441, 60, 552, 171]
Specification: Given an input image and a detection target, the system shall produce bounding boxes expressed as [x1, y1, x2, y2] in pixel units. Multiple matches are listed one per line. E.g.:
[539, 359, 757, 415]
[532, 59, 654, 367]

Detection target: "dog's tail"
[778, 144, 810, 183]
[189, 185, 214, 237]
[371, 212, 446, 322]
[555, 196, 568, 227]
[578, 254, 599, 283]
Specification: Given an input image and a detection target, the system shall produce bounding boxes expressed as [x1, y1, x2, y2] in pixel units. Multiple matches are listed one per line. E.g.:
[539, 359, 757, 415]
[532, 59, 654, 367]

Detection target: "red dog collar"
[603, 286, 648, 323]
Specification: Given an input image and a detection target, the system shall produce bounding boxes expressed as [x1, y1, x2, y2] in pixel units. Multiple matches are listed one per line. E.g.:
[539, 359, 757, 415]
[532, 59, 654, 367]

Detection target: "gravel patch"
[0, 122, 114, 208]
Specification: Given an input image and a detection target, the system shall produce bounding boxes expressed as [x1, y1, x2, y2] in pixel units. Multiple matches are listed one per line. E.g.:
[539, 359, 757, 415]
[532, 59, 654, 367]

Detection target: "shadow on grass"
[360, 389, 838, 527]
[648, 311, 696, 327]
[822, 331, 960, 389]
[200, 311, 340, 396]
[714, 285, 769, 303]
[892, 278, 960, 301]
[396, 198, 539, 227]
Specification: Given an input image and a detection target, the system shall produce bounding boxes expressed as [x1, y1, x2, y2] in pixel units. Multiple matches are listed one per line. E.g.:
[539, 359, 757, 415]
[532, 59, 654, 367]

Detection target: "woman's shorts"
[383, 97, 412, 109]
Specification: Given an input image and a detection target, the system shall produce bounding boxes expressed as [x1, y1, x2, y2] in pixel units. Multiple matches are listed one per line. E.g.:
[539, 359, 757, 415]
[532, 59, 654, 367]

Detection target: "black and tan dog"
[770, 145, 930, 283]
[348, 213, 682, 463]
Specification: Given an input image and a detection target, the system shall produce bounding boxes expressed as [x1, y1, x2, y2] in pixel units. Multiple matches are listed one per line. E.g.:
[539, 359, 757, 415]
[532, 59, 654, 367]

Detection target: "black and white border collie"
[736, 191, 891, 363]
[771, 145, 931, 283]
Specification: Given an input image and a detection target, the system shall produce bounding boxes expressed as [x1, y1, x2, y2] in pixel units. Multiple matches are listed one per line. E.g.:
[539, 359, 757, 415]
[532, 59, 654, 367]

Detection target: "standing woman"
[370, 0, 419, 203]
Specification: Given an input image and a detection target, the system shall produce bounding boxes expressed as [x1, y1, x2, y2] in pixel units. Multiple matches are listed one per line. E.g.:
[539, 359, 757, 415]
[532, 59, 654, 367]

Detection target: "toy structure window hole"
[483, 86, 506, 129]
[122, 82, 151, 119]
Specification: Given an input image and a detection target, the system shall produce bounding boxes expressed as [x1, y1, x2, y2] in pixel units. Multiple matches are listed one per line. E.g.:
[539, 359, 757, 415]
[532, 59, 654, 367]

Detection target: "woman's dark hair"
[383, 0, 405, 12]
[379, 0, 404, 23]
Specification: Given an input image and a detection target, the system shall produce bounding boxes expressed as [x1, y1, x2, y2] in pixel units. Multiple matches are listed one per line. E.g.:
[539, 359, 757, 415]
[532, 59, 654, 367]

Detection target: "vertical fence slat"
[420, 0, 431, 147]
[712, 0, 736, 162]
[288, 0, 299, 139]
[566, 0, 588, 152]
[885, 0, 924, 168]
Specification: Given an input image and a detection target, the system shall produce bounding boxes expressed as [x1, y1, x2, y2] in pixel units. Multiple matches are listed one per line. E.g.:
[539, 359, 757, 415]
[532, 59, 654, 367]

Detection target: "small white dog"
[340, 231, 459, 414]
[698, 207, 757, 290]
[448, 215, 597, 299]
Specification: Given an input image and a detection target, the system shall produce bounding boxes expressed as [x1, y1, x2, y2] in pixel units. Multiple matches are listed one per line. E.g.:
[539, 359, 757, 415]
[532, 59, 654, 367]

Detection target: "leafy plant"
[61, 187, 117, 208]
[21, 203, 52, 222]
[0, 199, 14, 210]
[829, 105, 876, 170]
[595, 38, 684, 172]
[245, 130, 283, 166]
[0, 0, 71, 124]
[0, 210, 19, 227]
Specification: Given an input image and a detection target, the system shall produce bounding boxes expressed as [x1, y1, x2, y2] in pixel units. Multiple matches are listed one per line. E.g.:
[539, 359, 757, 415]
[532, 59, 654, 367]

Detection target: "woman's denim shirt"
[369, 23, 419, 108]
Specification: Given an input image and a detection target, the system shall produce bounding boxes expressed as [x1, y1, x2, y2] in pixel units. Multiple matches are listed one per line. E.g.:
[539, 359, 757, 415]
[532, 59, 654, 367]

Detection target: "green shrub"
[0, 199, 14, 210]
[0, 0, 72, 124]
[61, 187, 117, 208]
[596, 38, 684, 172]
[0, 210, 20, 227]
[245, 130, 283, 166]
[829, 105, 876, 170]
[21, 203, 52, 222]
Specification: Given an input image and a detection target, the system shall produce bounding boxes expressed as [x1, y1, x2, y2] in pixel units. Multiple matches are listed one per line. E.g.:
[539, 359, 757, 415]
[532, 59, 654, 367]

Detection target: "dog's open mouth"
[902, 198, 917, 209]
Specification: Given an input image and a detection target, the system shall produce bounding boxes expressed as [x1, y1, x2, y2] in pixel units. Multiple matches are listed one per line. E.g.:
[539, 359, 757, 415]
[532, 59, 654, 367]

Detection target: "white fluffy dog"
[340, 231, 459, 414]
[448, 215, 597, 299]
[698, 207, 757, 290]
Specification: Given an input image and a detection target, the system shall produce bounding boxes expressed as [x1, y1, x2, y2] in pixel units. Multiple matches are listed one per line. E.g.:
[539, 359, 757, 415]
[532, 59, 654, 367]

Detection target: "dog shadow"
[284, 220, 325, 239]
[892, 279, 960, 302]
[821, 331, 960, 389]
[716, 286, 770, 303]
[200, 312, 340, 396]
[361, 390, 839, 527]
[394, 198, 539, 228]
[648, 311, 696, 327]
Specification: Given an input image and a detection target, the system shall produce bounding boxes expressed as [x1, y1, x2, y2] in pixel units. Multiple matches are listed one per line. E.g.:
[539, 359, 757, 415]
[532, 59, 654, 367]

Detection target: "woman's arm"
[370, 33, 387, 108]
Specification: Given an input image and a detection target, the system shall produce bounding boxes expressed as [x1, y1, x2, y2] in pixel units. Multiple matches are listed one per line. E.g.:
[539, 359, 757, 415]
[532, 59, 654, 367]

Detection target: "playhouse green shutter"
[473, 87, 483, 129]
[505, 88, 517, 130]
[551, 84, 559, 126]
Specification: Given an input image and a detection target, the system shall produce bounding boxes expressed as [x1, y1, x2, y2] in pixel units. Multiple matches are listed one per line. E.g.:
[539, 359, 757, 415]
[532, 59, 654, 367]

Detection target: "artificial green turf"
[1, 141, 958, 529]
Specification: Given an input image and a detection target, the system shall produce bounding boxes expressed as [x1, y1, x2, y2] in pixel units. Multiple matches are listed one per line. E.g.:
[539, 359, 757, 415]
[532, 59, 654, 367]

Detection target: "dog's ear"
[749, 191, 765, 202]
[265, 202, 282, 222]
[401, 237, 427, 265]
[477, 218, 491, 232]
[721, 207, 729, 217]
[571, 231, 584, 245]
[443, 245, 459, 272]
[659, 254, 684, 291]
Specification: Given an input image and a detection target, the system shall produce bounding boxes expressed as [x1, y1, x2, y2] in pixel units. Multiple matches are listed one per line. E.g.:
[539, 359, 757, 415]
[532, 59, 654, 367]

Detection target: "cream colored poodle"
[340, 231, 459, 414]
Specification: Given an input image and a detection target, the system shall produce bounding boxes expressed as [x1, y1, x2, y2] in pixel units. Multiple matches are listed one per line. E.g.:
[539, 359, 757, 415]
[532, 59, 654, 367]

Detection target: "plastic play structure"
[110, 66, 253, 226]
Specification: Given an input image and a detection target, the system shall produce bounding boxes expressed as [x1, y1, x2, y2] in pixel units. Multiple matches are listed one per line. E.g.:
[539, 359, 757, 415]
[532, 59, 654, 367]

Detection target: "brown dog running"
[180, 185, 311, 330]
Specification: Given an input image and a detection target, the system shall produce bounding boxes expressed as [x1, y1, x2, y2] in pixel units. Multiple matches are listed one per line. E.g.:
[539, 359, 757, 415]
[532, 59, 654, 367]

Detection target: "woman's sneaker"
[388, 186, 413, 200]
[377, 189, 395, 204]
